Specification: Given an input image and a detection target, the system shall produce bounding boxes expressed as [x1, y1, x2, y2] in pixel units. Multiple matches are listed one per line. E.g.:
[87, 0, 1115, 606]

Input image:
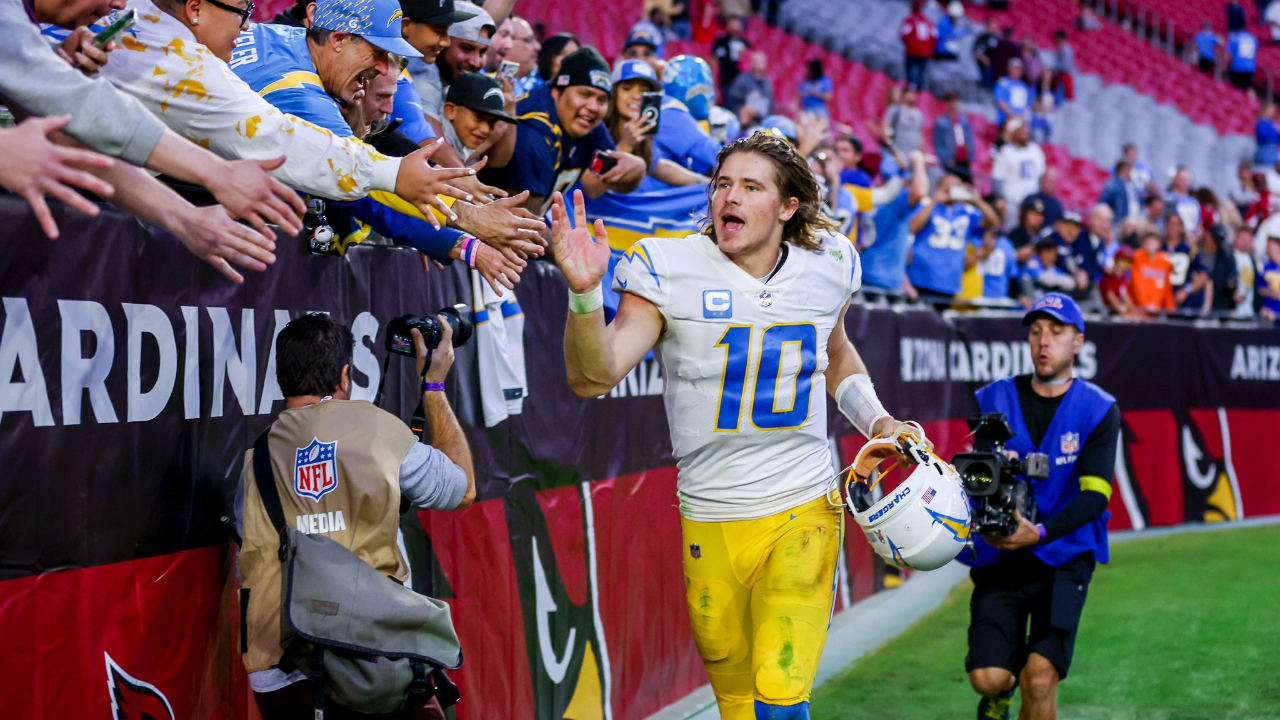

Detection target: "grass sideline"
[811, 524, 1280, 720]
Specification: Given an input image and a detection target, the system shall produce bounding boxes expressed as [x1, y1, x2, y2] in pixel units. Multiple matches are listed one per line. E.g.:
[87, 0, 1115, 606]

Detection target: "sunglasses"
[205, 0, 255, 29]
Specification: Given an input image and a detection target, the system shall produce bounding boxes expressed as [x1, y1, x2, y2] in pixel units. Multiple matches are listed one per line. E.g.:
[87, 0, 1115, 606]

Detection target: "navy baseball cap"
[313, 0, 423, 58]
[624, 26, 665, 57]
[1023, 292, 1085, 333]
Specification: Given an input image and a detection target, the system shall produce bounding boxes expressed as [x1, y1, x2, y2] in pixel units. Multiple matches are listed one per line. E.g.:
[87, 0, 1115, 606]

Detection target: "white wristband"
[569, 284, 604, 314]
[835, 373, 890, 439]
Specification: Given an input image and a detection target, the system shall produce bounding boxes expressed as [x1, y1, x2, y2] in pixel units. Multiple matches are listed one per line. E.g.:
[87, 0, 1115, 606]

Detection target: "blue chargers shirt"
[486, 84, 616, 204]
[841, 168, 872, 188]
[230, 24, 349, 135]
[1228, 31, 1258, 73]
[972, 235, 1019, 298]
[392, 72, 438, 145]
[994, 77, 1030, 125]
[860, 192, 919, 292]
[1195, 30, 1219, 61]
[907, 202, 984, 295]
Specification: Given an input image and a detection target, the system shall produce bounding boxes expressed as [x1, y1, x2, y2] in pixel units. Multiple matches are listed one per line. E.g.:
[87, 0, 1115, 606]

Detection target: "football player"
[553, 132, 925, 719]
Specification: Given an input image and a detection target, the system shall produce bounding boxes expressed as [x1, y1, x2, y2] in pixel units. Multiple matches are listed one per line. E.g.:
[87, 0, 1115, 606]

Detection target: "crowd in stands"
[867, 0, 1277, 321]
[0, 0, 1278, 323]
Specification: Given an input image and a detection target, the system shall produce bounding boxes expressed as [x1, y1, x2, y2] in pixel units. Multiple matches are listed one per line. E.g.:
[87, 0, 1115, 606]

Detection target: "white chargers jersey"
[613, 233, 862, 521]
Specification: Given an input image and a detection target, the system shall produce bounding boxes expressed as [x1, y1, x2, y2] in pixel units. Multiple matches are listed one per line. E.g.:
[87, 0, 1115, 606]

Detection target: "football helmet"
[662, 55, 715, 121]
[707, 105, 740, 144]
[845, 429, 971, 571]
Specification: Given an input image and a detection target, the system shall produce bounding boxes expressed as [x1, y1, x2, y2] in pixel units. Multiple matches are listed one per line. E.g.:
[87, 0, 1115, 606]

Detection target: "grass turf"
[811, 524, 1280, 720]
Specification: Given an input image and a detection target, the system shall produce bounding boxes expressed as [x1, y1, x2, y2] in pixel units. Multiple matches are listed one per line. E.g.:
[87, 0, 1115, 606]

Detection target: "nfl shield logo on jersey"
[295, 437, 339, 501]
[1060, 432, 1080, 455]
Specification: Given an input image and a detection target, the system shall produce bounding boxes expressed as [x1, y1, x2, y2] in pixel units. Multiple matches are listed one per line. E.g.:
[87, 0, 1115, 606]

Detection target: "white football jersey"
[613, 232, 862, 521]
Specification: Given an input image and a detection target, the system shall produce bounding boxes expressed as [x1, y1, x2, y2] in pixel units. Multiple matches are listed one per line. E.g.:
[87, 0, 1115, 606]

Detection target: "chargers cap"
[553, 47, 613, 92]
[446, 73, 517, 123]
[1023, 292, 1085, 333]
[313, 0, 424, 57]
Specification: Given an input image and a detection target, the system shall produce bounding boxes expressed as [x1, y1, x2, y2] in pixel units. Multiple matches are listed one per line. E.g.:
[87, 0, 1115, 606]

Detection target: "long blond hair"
[700, 133, 837, 251]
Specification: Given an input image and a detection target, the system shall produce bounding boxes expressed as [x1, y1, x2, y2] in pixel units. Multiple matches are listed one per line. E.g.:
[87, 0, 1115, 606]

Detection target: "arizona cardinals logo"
[1180, 409, 1243, 523]
[105, 652, 175, 720]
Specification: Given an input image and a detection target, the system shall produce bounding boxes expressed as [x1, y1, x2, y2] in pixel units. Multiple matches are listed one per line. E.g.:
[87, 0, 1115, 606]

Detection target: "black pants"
[255, 682, 445, 720]
[965, 551, 1096, 680]
[1231, 70, 1255, 90]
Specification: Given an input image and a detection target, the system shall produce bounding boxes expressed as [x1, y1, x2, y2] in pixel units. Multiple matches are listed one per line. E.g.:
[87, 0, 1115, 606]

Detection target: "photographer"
[237, 313, 475, 719]
[962, 293, 1120, 720]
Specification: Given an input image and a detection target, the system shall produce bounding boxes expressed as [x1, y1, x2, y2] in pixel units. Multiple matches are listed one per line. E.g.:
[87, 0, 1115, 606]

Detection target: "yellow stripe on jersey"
[258, 71, 324, 97]
[369, 190, 457, 226]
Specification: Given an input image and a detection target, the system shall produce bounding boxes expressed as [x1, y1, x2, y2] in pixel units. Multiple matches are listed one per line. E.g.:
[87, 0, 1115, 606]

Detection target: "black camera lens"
[385, 303, 475, 357]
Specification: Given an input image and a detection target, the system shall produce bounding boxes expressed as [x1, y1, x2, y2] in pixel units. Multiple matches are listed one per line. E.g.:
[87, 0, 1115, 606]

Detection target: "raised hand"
[550, 189, 611, 293]
[206, 157, 306, 237]
[449, 156, 508, 206]
[474, 242, 527, 292]
[453, 190, 547, 257]
[397, 139, 480, 224]
[172, 204, 277, 284]
[0, 116, 115, 240]
[57, 27, 112, 76]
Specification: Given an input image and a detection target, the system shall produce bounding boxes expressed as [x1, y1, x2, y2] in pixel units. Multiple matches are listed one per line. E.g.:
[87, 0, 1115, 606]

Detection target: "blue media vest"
[964, 376, 1116, 568]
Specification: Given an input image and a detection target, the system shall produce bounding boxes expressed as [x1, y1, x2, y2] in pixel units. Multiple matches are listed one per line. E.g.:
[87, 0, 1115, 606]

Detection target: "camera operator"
[963, 292, 1120, 720]
[237, 312, 475, 719]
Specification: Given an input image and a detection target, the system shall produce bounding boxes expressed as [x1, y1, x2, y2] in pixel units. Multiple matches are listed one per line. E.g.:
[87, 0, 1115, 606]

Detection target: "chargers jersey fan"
[613, 232, 862, 522]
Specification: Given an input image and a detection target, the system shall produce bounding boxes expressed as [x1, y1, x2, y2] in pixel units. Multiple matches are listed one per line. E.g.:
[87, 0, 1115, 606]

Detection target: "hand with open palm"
[550, 190, 611, 293]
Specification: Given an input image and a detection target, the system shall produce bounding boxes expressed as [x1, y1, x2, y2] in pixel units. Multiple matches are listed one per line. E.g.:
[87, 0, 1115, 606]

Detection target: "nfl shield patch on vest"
[690, 543, 701, 559]
[1060, 432, 1080, 455]
[294, 437, 338, 501]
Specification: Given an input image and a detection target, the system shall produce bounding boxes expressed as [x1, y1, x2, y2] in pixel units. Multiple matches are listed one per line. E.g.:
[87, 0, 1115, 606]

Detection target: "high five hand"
[550, 189, 611, 293]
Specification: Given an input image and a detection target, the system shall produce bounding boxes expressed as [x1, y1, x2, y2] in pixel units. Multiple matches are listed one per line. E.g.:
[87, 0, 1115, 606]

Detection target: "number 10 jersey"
[613, 233, 862, 521]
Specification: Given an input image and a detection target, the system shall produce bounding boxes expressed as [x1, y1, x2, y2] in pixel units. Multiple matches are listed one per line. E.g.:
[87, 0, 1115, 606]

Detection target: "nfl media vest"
[240, 400, 418, 673]
[969, 377, 1116, 569]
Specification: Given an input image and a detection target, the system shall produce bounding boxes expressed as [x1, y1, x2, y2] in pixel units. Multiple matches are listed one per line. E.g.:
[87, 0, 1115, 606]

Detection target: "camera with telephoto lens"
[951, 413, 1049, 537]
[385, 304, 474, 357]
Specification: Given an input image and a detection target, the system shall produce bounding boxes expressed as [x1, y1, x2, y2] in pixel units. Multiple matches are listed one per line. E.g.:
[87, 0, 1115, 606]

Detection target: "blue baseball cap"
[756, 114, 797, 142]
[610, 58, 662, 93]
[1023, 292, 1085, 333]
[312, 0, 423, 58]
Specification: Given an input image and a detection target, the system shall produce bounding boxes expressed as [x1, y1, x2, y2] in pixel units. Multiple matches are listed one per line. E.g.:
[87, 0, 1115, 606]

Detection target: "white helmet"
[844, 430, 972, 571]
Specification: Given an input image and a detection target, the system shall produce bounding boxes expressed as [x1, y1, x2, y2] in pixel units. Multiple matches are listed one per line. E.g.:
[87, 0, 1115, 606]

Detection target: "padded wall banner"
[1, 198, 1278, 719]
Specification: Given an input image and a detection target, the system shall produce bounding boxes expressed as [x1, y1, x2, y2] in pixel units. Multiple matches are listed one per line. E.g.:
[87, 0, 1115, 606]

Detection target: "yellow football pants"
[681, 492, 843, 719]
